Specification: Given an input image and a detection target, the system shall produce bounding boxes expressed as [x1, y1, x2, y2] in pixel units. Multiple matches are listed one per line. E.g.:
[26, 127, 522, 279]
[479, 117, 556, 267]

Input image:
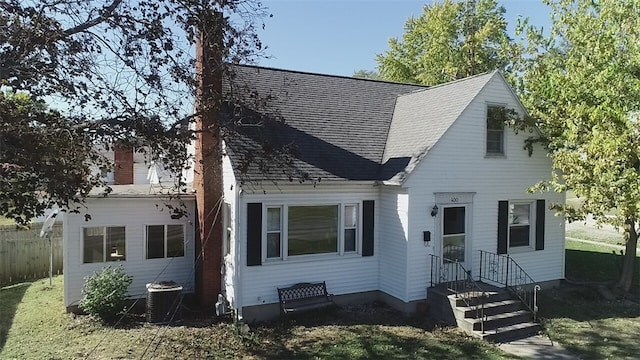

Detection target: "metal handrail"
[478, 250, 540, 321]
[429, 254, 487, 333]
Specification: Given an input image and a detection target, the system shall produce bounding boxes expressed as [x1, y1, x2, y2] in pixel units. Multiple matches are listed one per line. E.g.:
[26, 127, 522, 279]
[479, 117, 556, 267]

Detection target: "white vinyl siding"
[403, 75, 564, 302]
[378, 189, 409, 301]
[63, 198, 196, 308]
[238, 185, 379, 310]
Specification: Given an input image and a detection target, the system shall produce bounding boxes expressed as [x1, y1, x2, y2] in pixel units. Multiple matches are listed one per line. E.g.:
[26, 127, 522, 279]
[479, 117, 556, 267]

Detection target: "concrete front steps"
[427, 283, 540, 343]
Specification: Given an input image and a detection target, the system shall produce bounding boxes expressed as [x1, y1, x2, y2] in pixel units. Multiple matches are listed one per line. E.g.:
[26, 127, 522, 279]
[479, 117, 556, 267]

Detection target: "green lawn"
[1, 276, 514, 360]
[537, 237, 640, 359]
[0, 217, 18, 226]
[3, 220, 640, 359]
[564, 240, 636, 283]
[539, 287, 639, 360]
[565, 226, 627, 247]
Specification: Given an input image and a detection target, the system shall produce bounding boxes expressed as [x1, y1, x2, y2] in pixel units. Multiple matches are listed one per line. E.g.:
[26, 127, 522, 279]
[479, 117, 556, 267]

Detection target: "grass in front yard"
[539, 286, 640, 360]
[0, 217, 18, 226]
[1, 276, 514, 360]
[538, 236, 640, 360]
[565, 226, 626, 247]
[565, 240, 626, 283]
[565, 239, 640, 284]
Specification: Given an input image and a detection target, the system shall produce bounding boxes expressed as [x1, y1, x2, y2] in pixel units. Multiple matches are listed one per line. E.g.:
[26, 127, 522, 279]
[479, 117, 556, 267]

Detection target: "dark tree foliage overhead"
[0, 0, 272, 225]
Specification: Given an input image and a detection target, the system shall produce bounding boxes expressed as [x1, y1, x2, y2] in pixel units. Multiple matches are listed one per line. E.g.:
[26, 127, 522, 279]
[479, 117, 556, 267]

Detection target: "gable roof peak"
[382, 70, 504, 184]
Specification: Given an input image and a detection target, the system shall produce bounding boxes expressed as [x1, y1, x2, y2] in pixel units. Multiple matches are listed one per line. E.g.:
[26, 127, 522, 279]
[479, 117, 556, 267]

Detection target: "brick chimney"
[113, 145, 134, 185]
[194, 11, 224, 307]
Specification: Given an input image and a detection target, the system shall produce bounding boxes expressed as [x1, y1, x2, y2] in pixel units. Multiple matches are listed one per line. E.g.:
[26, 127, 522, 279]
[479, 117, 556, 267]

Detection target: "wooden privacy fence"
[0, 222, 63, 286]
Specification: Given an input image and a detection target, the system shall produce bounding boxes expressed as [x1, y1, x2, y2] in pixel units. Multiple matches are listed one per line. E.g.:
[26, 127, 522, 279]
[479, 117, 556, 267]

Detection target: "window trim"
[343, 203, 359, 254]
[144, 224, 186, 260]
[261, 202, 362, 263]
[81, 225, 127, 264]
[486, 104, 507, 156]
[264, 206, 283, 261]
[508, 201, 536, 251]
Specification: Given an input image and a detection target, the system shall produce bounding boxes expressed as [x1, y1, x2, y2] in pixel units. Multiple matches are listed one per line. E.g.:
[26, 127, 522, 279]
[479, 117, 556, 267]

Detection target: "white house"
[63, 66, 565, 327]
[63, 147, 196, 311]
[221, 66, 564, 322]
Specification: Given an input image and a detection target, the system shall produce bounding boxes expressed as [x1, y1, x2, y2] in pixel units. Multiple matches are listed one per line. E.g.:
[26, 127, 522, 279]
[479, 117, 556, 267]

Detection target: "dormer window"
[486, 105, 505, 155]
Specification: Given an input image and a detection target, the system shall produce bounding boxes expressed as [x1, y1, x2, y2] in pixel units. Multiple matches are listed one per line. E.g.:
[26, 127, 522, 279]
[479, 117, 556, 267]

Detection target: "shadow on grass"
[565, 249, 640, 285]
[539, 287, 640, 360]
[537, 247, 640, 360]
[539, 285, 639, 322]
[539, 286, 640, 359]
[0, 282, 30, 351]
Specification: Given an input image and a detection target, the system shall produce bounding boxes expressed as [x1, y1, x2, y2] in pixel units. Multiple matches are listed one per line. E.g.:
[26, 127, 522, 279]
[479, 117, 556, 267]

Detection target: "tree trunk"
[617, 219, 638, 293]
[194, 10, 224, 307]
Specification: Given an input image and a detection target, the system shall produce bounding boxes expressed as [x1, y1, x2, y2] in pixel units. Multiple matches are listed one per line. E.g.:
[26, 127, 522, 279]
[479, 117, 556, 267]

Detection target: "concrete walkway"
[498, 335, 579, 359]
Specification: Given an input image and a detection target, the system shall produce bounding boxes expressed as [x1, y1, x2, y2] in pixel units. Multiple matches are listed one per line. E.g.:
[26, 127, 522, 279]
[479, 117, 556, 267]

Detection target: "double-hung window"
[343, 204, 358, 252]
[266, 207, 282, 259]
[486, 105, 505, 155]
[264, 203, 359, 260]
[498, 200, 545, 254]
[146, 224, 185, 259]
[83, 226, 126, 263]
[509, 202, 533, 248]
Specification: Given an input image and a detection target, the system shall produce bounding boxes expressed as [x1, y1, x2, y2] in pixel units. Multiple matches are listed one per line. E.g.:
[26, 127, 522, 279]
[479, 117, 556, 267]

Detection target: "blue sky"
[256, 0, 552, 76]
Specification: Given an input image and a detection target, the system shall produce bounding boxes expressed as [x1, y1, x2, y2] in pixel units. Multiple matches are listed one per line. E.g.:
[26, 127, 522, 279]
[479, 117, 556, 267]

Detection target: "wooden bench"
[277, 281, 335, 315]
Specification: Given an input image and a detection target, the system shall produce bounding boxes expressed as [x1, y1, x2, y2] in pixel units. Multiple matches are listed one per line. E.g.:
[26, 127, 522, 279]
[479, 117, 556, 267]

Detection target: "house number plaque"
[434, 192, 476, 205]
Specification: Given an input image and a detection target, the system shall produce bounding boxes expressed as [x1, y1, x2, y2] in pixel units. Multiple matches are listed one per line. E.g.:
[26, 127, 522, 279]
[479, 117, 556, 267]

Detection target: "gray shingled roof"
[223, 65, 497, 185]
[382, 71, 499, 183]
[224, 65, 424, 183]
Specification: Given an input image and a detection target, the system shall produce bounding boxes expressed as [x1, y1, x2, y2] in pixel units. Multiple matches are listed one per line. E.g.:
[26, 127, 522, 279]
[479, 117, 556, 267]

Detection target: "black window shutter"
[247, 203, 262, 266]
[535, 199, 545, 250]
[362, 200, 375, 257]
[497, 201, 508, 254]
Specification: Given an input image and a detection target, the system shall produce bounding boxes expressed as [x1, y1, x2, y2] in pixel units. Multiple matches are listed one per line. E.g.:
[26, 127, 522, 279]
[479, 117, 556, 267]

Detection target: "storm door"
[441, 206, 467, 267]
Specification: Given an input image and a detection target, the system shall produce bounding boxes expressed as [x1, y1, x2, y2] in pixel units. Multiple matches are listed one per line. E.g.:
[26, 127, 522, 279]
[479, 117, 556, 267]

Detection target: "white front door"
[441, 205, 467, 267]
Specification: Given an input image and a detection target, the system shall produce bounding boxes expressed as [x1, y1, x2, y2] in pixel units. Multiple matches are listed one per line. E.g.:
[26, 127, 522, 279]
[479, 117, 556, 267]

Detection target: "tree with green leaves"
[352, 69, 381, 80]
[376, 0, 516, 85]
[0, 0, 269, 225]
[517, 0, 640, 294]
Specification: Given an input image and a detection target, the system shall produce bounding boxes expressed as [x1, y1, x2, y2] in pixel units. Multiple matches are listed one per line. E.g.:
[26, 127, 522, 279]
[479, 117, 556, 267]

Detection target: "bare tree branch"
[62, 0, 124, 36]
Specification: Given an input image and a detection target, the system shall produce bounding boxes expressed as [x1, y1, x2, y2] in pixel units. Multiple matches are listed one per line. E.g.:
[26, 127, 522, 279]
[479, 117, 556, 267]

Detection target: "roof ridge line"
[232, 63, 429, 87]
[396, 70, 498, 98]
